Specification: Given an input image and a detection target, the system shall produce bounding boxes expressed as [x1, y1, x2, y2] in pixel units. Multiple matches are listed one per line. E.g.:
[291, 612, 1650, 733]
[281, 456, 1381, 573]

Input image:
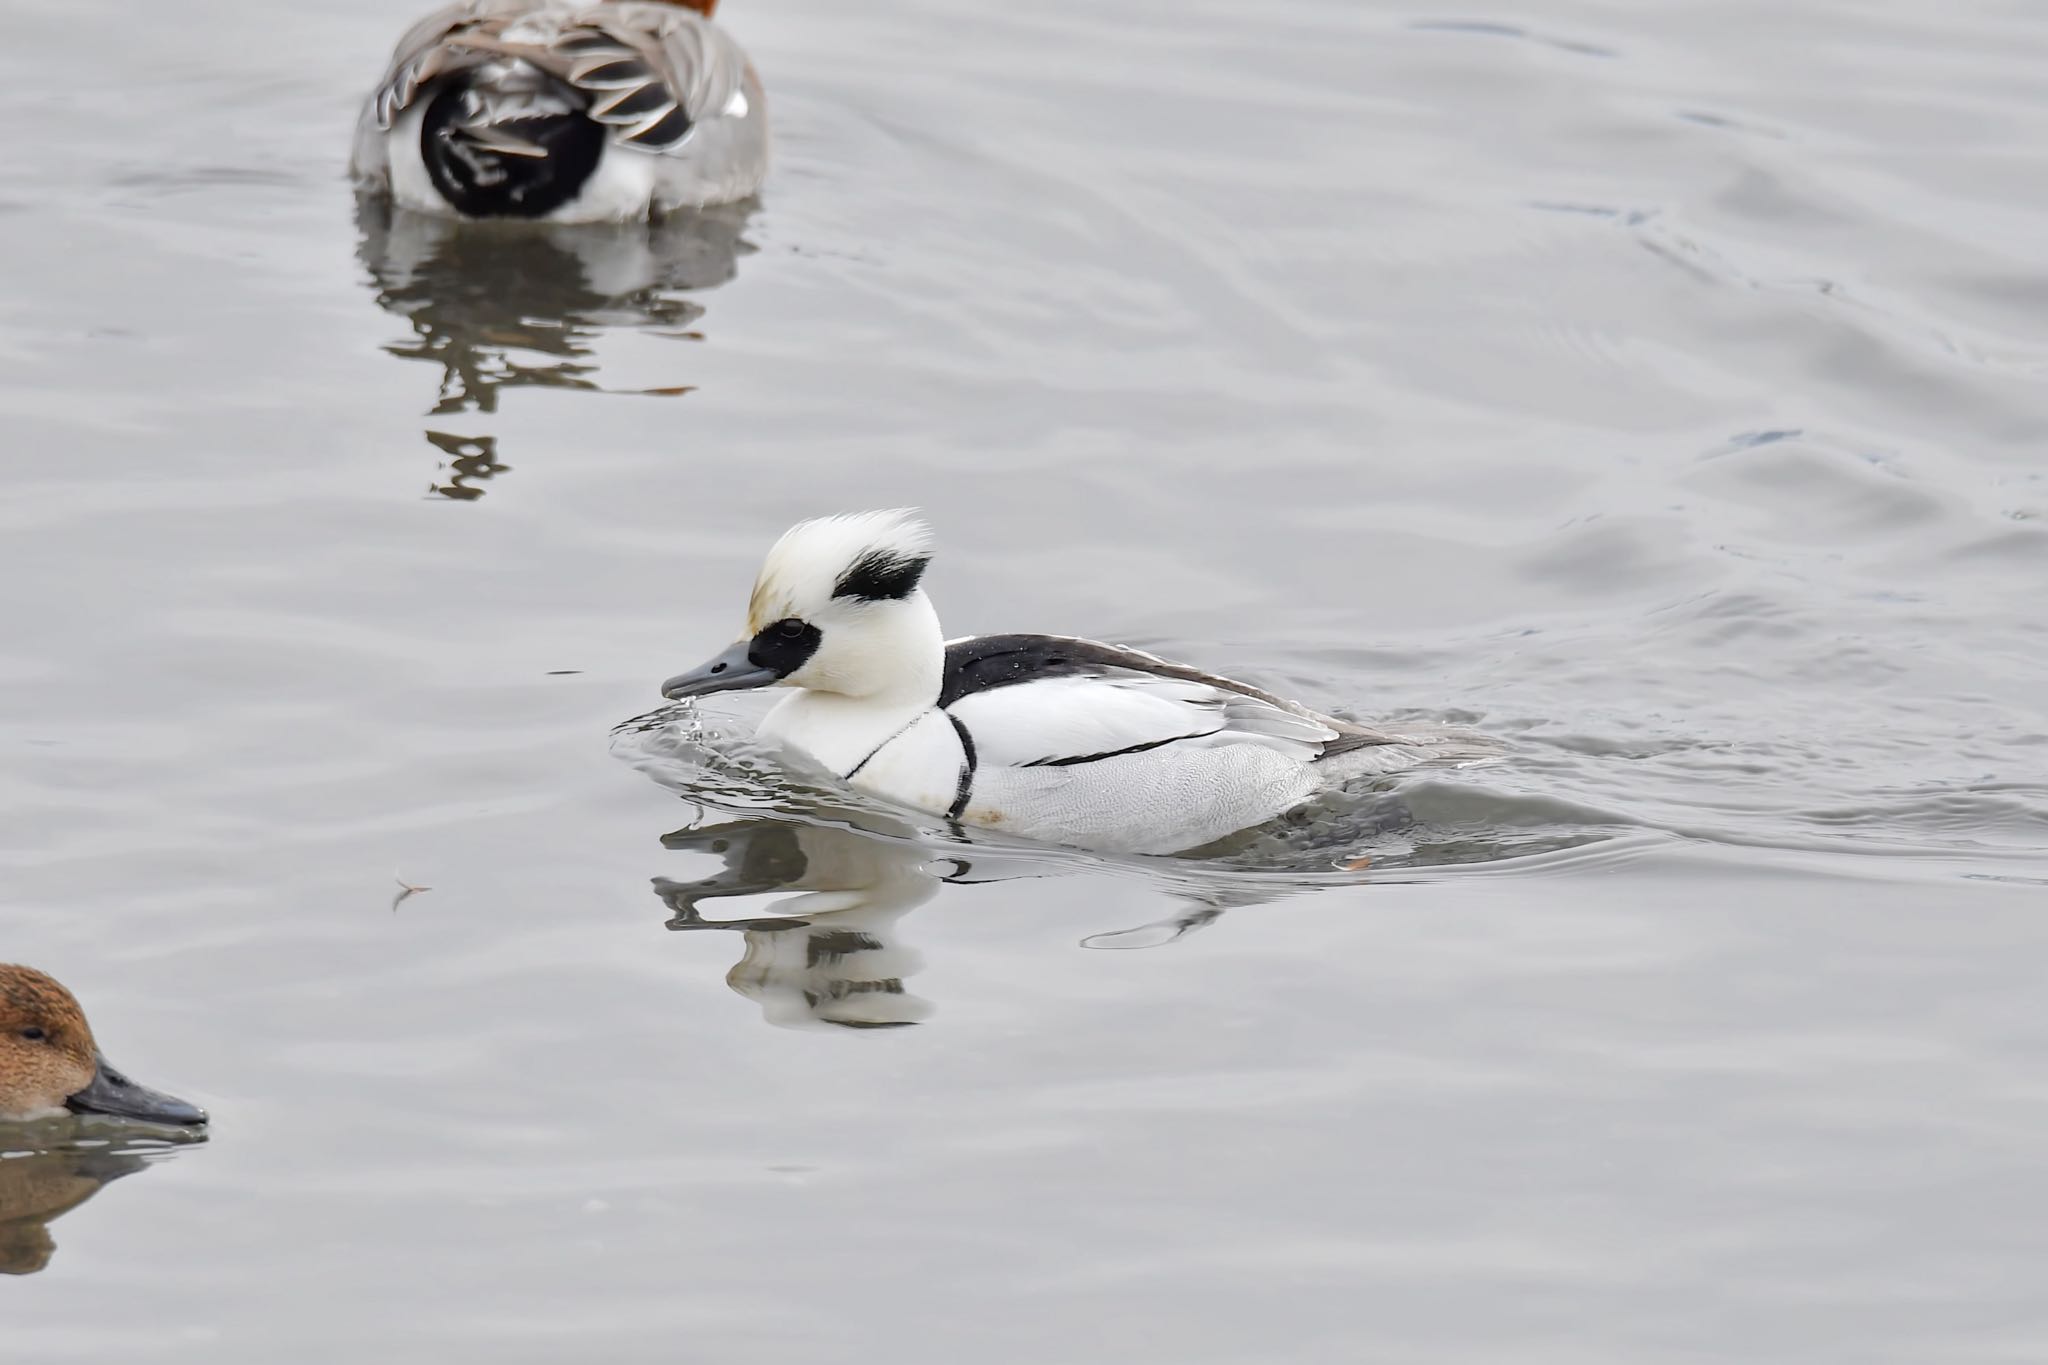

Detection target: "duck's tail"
[419, 61, 602, 218]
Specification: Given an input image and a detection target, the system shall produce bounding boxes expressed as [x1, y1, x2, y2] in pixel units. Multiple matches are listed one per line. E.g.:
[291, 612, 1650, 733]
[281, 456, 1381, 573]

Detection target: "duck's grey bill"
[65, 1054, 208, 1127]
[662, 641, 780, 700]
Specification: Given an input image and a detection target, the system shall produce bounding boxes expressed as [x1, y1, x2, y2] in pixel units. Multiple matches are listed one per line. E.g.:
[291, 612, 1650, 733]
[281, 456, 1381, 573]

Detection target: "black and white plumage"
[351, 0, 767, 222]
[660, 511, 1499, 855]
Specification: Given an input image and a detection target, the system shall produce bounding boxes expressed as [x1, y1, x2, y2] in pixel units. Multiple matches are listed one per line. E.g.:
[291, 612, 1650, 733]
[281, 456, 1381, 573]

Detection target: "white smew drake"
[352, 0, 767, 222]
[659, 512, 1498, 856]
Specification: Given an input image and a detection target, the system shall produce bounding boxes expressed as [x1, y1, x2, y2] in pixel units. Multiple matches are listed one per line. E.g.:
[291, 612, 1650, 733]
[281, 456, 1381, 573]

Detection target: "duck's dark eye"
[775, 618, 806, 637]
[19, 1027, 46, 1043]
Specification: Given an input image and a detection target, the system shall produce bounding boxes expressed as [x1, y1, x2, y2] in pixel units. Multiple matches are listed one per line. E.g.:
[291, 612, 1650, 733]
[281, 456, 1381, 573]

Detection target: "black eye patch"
[832, 549, 929, 602]
[748, 618, 823, 676]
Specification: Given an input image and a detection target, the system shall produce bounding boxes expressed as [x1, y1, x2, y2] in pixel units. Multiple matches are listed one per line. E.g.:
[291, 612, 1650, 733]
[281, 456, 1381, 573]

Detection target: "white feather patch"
[950, 673, 1334, 771]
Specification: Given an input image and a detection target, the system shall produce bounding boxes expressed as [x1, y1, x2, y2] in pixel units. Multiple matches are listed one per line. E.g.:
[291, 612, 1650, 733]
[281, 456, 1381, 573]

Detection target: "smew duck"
[659, 511, 1496, 855]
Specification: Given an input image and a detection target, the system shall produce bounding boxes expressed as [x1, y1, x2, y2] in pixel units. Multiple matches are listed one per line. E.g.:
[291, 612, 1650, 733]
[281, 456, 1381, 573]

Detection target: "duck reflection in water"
[636, 775, 1606, 1012]
[0, 961, 205, 1275]
[353, 194, 755, 499]
[646, 809, 1316, 1028]
[654, 818, 945, 1031]
[0, 1146, 164, 1276]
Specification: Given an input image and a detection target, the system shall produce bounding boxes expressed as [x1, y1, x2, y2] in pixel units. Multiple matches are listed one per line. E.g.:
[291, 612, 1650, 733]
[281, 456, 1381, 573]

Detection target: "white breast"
[847, 709, 969, 818]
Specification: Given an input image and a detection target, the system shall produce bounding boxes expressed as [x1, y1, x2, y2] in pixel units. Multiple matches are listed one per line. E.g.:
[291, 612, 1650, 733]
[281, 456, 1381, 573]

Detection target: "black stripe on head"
[833, 549, 929, 603]
[747, 618, 823, 677]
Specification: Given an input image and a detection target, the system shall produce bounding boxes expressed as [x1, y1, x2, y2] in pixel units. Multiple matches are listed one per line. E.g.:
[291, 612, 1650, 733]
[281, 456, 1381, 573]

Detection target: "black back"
[939, 634, 1286, 708]
[938, 633, 1395, 755]
[939, 634, 1111, 708]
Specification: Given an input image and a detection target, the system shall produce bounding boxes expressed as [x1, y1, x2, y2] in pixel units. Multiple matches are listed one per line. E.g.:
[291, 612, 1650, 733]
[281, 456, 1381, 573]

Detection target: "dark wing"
[939, 633, 1398, 758]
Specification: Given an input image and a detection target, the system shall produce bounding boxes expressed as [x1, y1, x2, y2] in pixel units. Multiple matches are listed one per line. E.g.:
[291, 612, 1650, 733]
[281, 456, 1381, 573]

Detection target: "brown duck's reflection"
[0, 1145, 157, 1275]
[353, 194, 755, 499]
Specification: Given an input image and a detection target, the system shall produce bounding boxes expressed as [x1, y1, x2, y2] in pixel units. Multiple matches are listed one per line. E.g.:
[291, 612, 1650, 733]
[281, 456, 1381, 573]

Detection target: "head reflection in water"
[352, 195, 754, 499]
[0, 1147, 154, 1276]
[655, 819, 943, 1031]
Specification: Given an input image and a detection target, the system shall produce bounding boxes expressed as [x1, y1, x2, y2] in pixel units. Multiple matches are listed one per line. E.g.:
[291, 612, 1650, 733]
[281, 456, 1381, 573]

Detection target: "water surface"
[3, 0, 2047, 1358]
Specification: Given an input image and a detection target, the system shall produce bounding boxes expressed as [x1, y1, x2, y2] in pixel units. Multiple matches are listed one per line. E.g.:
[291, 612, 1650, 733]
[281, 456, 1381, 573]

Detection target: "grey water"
[5, 0, 2048, 1358]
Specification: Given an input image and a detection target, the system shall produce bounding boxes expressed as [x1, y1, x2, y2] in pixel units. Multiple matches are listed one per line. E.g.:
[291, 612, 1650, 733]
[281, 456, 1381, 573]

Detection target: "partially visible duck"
[0, 966, 207, 1128]
[352, 0, 767, 222]
[658, 511, 1500, 855]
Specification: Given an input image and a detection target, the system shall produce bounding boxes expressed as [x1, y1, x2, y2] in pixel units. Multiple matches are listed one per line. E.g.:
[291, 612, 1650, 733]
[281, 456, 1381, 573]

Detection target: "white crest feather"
[748, 510, 932, 631]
